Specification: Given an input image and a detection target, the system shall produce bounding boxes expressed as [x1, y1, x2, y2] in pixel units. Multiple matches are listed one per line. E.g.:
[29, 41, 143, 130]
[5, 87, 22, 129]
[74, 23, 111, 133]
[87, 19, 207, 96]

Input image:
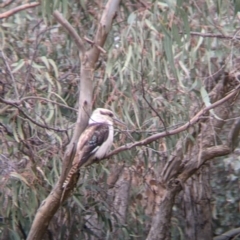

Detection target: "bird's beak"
[113, 117, 126, 127]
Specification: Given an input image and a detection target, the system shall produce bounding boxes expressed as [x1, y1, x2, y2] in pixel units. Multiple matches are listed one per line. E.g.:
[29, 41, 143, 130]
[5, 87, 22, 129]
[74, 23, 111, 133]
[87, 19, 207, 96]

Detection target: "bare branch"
[228, 119, 240, 151]
[53, 10, 86, 54]
[0, 97, 70, 132]
[84, 36, 107, 54]
[111, 167, 131, 230]
[0, 2, 40, 19]
[214, 227, 240, 240]
[180, 31, 240, 40]
[0, 0, 14, 8]
[105, 85, 240, 158]
[88, 0, 121, 66]
[27, 1, 121, 239]
[4, 96, 78, 112]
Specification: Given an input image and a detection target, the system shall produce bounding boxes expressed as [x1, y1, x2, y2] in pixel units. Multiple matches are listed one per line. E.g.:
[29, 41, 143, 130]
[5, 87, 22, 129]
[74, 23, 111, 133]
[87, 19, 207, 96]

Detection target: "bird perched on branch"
[63, 108, 125, 189]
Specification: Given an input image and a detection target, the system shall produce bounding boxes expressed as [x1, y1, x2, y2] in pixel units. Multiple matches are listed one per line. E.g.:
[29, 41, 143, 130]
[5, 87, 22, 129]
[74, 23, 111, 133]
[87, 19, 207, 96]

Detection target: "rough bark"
[146, 74, 239, 240]
[26, 1, 121, 239]
[181, 75, 238, 240]
[182, 117, 240, 240]
[183, 166, 212, 240]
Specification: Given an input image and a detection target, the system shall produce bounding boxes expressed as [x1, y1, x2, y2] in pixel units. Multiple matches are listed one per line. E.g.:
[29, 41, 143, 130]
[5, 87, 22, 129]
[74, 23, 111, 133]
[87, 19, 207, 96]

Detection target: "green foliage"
[0, 0, 240, 239]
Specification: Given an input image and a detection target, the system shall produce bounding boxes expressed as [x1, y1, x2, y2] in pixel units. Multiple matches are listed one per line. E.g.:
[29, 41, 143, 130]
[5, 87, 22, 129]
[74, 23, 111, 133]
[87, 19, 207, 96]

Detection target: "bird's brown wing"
[76, 123, 109, 167]
[63, 123, 109, 188]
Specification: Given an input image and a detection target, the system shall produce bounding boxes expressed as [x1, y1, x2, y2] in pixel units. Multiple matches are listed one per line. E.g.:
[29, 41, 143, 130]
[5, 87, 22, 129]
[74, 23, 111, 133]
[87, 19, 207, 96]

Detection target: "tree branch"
[26, 1, 121, 239]
[0, 50, 19, 99]
[228, 119, 240, 151]
[180, 31, 240, 40]
[2, 96, 77, 112]
[105, 85, 240, 158]
[53, 10, 86, 54]
[0, 2, 40, 19]
[213, 227, 240, 240]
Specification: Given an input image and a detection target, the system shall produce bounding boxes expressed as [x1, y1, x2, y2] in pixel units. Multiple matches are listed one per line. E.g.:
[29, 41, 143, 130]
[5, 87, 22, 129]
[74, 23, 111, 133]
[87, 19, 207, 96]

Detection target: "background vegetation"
[0, 0, 240, 239]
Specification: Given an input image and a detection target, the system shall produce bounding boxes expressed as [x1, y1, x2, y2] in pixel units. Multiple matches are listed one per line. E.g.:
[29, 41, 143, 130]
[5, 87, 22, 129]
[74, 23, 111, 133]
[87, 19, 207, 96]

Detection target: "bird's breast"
[94, 125, 114, 159]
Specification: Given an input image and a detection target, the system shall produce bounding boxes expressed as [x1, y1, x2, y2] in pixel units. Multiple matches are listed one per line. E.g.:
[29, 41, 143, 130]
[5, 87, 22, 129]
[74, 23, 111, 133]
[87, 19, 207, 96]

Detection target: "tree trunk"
[26, 1, 121, 239]
[146, 181, 182, 240]
[183, 164, 212, 240]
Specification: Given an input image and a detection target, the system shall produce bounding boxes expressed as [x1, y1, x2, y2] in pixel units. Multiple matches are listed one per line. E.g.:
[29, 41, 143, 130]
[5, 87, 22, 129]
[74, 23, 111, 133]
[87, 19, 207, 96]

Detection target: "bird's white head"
[89, 108, 125, 126]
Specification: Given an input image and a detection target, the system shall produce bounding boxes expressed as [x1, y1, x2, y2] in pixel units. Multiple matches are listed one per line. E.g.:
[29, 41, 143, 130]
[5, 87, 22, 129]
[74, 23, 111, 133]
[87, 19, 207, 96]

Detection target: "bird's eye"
[109, 113, 113, 117]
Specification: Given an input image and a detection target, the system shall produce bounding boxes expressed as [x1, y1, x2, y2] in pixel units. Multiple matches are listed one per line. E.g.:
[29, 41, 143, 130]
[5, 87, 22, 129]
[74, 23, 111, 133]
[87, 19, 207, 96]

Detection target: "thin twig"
[0, 50, 19, 99]
[21, 26, 46, 97]
[180, 31, 240, 40]
[0, 97, 70, 132]
[84, 36, 107, 53]
[53, 10, 85, 54]
[140, 41, 167, 130]
[0, 2, 40, 19]
[9, 96, 78, 111]
[105, 85, 240, 158]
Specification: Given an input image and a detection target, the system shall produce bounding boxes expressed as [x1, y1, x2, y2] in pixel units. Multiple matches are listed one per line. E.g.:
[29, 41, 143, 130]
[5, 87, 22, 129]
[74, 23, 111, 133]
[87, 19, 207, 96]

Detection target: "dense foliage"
[0, 0, 240, 239]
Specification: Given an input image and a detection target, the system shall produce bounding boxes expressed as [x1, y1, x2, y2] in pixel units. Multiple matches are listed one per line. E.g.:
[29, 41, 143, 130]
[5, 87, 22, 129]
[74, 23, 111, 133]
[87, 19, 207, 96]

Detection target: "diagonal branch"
[53, 11, 86, 54]
[0, 0, 14, 8]
[0, 97, 69, 132]
[105, 85, 240, 158]
[180, 31, 240, 40]
[0, 2, 40, 19]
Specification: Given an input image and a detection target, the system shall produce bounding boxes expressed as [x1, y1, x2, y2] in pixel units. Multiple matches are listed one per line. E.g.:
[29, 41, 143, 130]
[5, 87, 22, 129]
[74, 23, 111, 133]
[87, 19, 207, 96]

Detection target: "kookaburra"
[63, 108, 124, 188]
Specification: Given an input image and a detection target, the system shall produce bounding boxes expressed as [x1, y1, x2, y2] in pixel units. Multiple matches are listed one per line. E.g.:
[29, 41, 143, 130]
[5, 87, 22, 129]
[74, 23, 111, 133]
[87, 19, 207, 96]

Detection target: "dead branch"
[0, 2, 40, 19]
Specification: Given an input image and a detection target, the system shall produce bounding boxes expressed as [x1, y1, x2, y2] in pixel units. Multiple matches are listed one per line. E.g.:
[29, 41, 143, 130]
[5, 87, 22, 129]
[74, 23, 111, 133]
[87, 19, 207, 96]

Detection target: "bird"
[62, 108, 125, 189]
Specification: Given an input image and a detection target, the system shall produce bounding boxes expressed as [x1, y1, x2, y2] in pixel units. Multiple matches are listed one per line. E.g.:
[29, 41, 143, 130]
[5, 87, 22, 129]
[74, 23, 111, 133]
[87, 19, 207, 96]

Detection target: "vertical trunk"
[146, 182, 181, 240]
[112, 167, 131, 225]
[110, 166, 131, 237]
[183, 164, 212, 240]
[26, 1, 121, 239]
